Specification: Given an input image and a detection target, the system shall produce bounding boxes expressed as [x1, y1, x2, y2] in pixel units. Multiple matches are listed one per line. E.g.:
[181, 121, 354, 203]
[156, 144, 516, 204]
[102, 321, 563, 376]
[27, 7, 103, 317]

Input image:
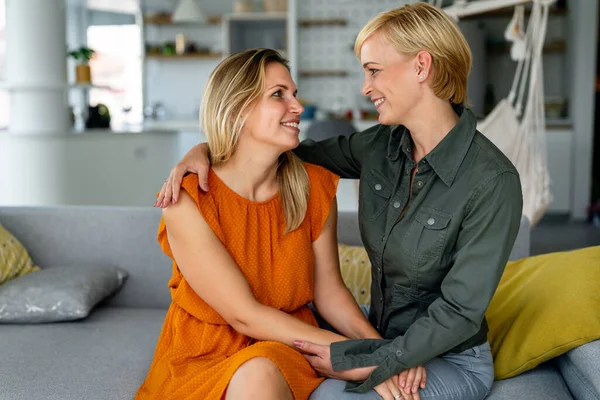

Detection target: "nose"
[289, 97, 304, 115]
[361, 75, 372, 96]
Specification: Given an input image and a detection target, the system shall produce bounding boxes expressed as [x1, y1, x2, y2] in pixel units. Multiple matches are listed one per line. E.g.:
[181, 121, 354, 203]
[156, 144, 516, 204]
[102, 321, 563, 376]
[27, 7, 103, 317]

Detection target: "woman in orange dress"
[135, 49, 380, 400]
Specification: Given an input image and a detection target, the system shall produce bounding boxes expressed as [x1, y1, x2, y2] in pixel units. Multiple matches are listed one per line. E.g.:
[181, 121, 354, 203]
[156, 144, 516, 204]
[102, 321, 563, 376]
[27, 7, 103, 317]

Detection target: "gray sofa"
[0, 206, 597, 400]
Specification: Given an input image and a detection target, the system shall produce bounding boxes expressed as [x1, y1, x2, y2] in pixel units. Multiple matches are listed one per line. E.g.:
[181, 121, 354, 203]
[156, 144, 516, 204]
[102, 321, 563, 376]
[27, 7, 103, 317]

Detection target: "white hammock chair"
[444, 0, 553, 225]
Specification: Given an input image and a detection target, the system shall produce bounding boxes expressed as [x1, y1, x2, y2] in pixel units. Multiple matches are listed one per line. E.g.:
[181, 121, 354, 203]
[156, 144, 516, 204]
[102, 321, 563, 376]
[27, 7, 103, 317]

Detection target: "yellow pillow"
[0, 223, 40, 284]
[486, 246, 600, 380]
[338, 243, 372, 305]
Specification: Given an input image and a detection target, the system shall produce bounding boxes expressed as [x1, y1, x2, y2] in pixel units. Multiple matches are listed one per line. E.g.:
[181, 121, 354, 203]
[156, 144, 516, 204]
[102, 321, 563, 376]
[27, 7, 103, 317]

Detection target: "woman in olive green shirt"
[155, 3, 522, 400]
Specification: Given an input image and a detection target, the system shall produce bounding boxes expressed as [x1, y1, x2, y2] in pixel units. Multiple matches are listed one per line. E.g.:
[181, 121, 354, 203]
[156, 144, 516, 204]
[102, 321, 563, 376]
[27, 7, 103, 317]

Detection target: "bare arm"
[312, 197, 381, 340]
[163, 190, 346, 347]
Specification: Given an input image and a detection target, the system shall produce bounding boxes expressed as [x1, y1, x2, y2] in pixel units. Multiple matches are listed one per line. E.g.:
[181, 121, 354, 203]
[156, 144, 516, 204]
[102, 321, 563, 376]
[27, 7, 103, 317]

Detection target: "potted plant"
[68, 47, 95, 84]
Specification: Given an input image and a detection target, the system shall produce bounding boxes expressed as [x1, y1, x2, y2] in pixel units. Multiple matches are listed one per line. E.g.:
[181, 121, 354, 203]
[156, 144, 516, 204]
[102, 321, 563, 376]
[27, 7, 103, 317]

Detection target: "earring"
[420, 74, 426, 80]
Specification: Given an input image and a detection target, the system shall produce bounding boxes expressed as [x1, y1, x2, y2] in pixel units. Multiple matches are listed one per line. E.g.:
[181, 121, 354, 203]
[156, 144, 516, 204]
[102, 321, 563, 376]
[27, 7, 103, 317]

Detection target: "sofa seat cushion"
[487, 363, 573, 400]
[556, 340, 600, 400]
[0, 307, 167, 400]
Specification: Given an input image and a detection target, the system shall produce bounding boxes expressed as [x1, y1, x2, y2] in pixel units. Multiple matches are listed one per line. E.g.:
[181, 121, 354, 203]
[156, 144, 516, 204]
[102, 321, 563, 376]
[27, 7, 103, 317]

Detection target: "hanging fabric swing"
[464, 0, 553, 225]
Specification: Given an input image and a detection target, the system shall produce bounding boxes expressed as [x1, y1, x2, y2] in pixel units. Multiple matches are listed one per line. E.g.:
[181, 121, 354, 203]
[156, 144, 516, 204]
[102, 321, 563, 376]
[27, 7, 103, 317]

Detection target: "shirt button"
[417, 181, 423, 187]
[396, 350, 403, 357]
[374, 183, 382, 191]
[393, 202, 401, 209]
[427, 218, 435, 225]
[406, 147, 411, 152]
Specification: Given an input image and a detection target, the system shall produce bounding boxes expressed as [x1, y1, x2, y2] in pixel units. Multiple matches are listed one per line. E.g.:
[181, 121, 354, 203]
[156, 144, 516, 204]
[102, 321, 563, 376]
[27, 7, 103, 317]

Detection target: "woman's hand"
[395, 365, 427, 400]
[294, 340, 374, 382]
[374, 364, 426, 400]
[374, 376, 404, 400]
[154, 143, 210, 208]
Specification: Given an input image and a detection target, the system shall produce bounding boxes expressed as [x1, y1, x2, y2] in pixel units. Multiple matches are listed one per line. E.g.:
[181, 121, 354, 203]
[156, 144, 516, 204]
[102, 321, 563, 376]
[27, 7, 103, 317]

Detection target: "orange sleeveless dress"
[135, 163, 339, 400]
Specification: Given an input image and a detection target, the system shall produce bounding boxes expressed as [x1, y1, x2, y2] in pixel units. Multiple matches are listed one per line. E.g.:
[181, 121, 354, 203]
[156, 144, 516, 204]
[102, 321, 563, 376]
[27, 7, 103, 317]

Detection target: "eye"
[369, 68, 380, 76]
[272, 90, 282, 98]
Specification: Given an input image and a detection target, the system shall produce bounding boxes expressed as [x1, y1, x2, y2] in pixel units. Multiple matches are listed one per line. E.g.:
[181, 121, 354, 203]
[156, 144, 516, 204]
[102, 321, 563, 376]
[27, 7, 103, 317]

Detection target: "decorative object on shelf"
[234, 0, 255, 13]
[86, 103, 111, 129]
[145, 40, 219, 59]
[68, 47, 96, 84]
[176, 34, 186, 55]
[263, 0, 287, 13]
[172, 0, 207, 23]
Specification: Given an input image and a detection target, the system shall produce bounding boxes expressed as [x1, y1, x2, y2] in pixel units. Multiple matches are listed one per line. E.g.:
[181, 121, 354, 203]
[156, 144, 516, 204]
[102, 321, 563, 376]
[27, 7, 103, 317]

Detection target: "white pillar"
[6, 0, 69, 135]
[0, 0, 70, 205]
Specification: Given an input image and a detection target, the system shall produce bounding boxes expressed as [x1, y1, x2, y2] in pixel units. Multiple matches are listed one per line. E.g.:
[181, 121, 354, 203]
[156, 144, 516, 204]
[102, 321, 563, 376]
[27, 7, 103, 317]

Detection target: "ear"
[414, 51, 433, 82]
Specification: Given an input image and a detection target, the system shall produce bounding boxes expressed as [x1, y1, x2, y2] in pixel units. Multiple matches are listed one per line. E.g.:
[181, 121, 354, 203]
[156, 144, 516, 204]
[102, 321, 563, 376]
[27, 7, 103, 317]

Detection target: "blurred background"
[0, 0, 598, 252]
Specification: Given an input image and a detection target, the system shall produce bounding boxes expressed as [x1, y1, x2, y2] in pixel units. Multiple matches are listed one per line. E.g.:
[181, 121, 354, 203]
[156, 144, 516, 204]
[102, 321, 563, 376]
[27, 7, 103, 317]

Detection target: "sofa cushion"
[0, 222, 39, 284]
[556, 340, 600, 400]
[0, 207, 172, 309]
[338, 243, 372, 305]
[0, 307, 166, 400]
[0, 266, 128, 323]
[487, 363, 573, 400]
[486, 246, 600, 379]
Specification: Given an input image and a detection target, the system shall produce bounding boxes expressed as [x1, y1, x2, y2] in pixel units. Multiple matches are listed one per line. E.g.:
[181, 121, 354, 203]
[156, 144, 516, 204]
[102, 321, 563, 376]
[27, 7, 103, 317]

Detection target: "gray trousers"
[309, 306, 494, 400]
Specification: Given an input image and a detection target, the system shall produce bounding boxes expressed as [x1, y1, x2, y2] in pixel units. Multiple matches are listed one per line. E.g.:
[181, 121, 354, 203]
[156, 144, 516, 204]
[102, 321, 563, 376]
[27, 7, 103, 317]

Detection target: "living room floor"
[531, 216, 600, 255]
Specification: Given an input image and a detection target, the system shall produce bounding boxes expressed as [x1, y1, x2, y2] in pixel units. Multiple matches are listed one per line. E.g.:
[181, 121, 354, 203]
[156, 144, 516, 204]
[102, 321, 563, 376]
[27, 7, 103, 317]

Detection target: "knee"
[233, 357, 284, 384]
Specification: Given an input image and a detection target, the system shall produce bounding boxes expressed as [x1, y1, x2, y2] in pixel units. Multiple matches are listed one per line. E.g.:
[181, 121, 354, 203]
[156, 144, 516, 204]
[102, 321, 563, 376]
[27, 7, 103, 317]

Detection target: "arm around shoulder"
[163, 191, 346, 346]
[293, 125, 384, 179]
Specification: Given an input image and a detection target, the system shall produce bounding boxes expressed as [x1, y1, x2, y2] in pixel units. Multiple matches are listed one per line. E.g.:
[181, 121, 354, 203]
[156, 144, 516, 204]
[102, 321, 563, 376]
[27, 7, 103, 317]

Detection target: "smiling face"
[242, 62, 304, 152]
[360, 32, 426, 126]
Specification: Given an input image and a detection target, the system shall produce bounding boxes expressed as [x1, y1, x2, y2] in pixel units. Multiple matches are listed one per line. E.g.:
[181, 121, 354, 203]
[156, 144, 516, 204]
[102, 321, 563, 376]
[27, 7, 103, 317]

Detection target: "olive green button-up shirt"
[294, 106, 523, 392]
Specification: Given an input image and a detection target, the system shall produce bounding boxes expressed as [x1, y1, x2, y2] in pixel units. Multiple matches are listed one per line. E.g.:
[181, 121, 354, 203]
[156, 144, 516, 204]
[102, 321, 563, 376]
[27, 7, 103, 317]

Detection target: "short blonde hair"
[200, 49, 309, 234]
[354, 2, 472, 104]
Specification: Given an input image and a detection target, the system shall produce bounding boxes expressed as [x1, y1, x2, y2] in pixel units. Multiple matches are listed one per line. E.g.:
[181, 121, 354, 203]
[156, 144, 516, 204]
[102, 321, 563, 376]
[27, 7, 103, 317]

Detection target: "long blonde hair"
[354, 2, 472, 105]
[200, 49, 309, 234]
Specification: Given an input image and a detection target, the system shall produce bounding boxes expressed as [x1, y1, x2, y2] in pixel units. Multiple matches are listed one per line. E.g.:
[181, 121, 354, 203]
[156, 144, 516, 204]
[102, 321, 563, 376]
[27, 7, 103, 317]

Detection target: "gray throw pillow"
[0, 265, 128, 323]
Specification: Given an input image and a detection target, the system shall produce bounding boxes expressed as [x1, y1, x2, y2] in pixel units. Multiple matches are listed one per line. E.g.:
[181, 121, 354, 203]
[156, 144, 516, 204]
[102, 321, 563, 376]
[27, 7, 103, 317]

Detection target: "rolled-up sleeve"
[330, 171, 524, 392]
[293, 125, 383, 179]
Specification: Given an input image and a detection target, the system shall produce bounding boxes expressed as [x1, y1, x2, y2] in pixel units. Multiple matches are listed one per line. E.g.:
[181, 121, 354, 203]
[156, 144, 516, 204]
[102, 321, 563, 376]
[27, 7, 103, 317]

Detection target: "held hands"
[295, 340, 426, 399]
[154, 143, 210, 208]
[293, 340, 374, 382]
[373, 366, 426, 400]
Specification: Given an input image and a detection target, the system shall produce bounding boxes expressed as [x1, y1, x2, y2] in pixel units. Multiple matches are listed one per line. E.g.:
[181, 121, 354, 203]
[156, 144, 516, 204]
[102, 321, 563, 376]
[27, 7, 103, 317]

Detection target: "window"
[87, 23, 143, 128]
[0, 0, 8, 129]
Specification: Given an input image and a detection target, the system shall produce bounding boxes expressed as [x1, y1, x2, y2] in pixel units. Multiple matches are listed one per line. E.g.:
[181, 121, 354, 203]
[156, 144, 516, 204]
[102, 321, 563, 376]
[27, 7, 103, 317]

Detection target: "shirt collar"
[393, 104, 477, 186]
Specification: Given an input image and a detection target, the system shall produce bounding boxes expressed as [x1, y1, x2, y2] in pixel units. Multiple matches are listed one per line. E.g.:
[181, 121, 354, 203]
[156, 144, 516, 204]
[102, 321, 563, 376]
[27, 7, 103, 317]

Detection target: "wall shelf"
[487, 40, 566, 55]
[145, 53, 222, 60]
[299, 70, 349, 78]
[70, 83, 113, 90]
[143, 15, 222, 26]
[298, 18, 347, 27]
[226, 12, 287, 21]
[461, 6, 567, 20]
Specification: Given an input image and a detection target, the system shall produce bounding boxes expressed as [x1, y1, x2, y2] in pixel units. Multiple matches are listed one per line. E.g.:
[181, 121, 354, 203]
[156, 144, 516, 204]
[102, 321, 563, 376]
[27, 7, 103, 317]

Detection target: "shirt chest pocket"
[360, 170, 393, 220]
[402, 207, 452, 262]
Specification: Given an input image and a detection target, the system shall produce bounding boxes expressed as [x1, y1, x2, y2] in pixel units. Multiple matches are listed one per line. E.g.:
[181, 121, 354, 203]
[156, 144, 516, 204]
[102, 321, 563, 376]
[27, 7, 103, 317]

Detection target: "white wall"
[0, 132, 179, 206]
[567, 0, 597, 219]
